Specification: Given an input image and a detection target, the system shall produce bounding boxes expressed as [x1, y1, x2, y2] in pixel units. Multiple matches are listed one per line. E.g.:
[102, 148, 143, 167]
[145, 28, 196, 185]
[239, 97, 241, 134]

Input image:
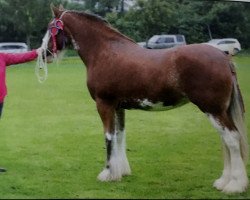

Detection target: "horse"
[41, 5, 248, 194]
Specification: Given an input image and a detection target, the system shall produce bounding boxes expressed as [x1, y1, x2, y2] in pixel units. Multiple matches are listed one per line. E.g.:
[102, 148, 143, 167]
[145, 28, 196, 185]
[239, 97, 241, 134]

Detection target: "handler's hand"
[36, 47, 43, 55]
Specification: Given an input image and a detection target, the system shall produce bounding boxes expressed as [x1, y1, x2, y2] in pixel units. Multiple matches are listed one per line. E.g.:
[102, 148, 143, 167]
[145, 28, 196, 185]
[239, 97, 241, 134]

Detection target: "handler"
[0, 48, 41, 172]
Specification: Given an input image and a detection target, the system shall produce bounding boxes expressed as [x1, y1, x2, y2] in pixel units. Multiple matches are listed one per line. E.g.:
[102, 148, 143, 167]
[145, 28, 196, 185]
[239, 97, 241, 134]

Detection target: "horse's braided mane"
[69, 10, 136, 44]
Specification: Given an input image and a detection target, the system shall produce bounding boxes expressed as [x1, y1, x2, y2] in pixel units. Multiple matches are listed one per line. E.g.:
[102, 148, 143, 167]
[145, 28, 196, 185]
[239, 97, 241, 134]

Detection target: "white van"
[0, 42, 28, 53]
[146, 35, 186, 49]
[205, 38, 241, 55]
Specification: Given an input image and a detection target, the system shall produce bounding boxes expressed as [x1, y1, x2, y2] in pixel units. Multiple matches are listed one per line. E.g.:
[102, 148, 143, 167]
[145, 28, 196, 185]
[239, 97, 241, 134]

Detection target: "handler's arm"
[4, 50, 38, 66]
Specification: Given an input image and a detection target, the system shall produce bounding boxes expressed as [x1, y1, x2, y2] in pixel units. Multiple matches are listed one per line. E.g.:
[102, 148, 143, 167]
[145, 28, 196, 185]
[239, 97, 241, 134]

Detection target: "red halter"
[49, 18, 64, 55]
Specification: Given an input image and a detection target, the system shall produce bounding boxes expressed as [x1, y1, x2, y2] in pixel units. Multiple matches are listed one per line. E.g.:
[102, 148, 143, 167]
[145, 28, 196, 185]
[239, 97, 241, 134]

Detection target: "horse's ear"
[50, 3, 60, 17]
[59, 4, 64, 11]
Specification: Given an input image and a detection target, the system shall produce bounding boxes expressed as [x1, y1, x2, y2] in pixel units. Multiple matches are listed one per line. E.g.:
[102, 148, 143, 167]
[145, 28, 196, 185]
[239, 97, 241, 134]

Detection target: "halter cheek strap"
[59, 10, 69, 20]
[58, 11, 69, 51]
[52, 32, 57, 55]
[50, 10, 69, 56]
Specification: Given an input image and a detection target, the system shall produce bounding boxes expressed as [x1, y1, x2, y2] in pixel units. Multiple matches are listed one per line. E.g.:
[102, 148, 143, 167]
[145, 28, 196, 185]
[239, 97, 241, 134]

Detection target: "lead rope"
[35, 31, 50, 83]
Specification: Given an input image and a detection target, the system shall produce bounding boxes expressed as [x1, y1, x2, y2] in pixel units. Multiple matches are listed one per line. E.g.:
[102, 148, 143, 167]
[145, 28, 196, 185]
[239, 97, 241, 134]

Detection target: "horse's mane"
[70, 10, 136, 44]
[71, 10, 109, 24]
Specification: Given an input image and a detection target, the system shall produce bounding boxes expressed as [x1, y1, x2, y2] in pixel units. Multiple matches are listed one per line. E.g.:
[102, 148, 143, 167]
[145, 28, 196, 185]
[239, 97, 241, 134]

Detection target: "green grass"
[0, 56, 249, 198]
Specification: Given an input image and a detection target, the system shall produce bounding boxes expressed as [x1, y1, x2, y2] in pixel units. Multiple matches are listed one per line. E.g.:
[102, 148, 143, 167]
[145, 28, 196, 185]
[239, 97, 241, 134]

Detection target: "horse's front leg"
[96, 99, 130, 181]
[115, 109, 131, 177]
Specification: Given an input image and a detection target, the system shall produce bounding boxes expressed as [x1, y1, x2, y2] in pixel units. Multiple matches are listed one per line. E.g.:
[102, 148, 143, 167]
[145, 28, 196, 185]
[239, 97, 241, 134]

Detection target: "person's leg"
[0, 102, 6, 172]
[0, 102, 3, 118]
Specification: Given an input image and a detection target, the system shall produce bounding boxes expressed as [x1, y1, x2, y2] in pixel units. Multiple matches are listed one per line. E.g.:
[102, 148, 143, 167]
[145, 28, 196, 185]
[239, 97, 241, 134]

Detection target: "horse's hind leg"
[208, 113, 248, 193]
[213, 140, 231, 190]
[96, 99, 130, 181]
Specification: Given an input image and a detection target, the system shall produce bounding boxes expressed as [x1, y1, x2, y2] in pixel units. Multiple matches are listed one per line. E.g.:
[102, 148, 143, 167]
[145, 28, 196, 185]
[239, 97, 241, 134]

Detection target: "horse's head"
[36, 5, 71, 82]
[43, 4, 71, 62]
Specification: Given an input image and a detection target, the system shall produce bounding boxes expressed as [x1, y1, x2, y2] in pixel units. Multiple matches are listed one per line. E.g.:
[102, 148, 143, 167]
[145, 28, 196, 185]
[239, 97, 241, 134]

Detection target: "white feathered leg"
[98, 109, 131, 181]
[208, 114, 248, 193]
[222, 130, 248, 193]
[213, 141, 231, 190]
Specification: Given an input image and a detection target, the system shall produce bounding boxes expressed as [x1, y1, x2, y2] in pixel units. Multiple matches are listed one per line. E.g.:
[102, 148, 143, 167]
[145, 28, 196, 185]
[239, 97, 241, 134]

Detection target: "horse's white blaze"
[98, 129, 131, 181]
[207, 114, 248, 193]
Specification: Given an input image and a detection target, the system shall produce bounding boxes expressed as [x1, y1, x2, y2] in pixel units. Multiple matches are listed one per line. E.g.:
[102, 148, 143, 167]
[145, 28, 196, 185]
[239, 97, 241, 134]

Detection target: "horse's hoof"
[213, 177, 230, 191]
[97, 168, 121, 182]
[98, 168, 111, 182]
[222, 179, 248, 194]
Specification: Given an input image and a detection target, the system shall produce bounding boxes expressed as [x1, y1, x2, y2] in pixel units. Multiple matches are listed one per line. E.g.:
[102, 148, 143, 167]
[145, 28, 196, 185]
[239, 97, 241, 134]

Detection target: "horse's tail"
[229, 62, 248, 164]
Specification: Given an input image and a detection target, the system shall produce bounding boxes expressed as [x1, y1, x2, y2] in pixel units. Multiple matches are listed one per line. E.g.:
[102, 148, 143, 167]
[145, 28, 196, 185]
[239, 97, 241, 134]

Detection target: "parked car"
[205, 38, 241, 55]
[0, 42, 28, 53]
[146, 34, 186, 49]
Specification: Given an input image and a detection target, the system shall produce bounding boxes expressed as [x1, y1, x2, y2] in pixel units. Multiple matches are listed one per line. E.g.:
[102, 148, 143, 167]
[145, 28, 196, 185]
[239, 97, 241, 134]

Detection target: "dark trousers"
[0, 102, 3, 118]
[0, 102, 6, 171]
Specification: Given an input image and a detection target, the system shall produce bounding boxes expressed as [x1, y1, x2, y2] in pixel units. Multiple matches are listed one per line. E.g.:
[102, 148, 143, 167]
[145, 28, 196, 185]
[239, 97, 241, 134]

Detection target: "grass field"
[0, 56, 249, 199]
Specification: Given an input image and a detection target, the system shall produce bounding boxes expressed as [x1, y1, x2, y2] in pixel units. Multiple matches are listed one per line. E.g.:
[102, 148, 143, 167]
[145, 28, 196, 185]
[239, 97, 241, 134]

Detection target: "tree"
[172, 1, 215, 44]
[106, 0, 176, 42]
[83, 0, 120, 16]
[0, 0, 64, 48]
[106, 0, 250, 48]
[0, 0, 249, 49]
[206, 2, 249, 48]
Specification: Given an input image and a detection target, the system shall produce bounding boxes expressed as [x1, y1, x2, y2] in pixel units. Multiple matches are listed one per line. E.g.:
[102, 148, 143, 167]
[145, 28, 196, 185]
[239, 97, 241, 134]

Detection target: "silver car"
[0, 42, 28, 53]
[146, 34, 186, 49]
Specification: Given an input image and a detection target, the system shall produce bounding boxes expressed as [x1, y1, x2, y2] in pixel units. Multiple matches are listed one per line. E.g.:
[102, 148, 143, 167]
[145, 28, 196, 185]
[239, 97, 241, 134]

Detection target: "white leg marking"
[97, 168, 111, 181]
[213, 141, 231, 190]
[208, 115, 231, 190]
[208, 114, 248, 193]
[106, 132, 112, 141]
[222, 130, 248, 193]
[117, 130, 131, 176]
[98, 130, 131, 182]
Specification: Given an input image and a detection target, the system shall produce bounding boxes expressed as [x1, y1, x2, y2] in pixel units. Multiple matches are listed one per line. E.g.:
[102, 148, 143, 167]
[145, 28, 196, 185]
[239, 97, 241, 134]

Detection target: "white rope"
[35, 31, 50, 83]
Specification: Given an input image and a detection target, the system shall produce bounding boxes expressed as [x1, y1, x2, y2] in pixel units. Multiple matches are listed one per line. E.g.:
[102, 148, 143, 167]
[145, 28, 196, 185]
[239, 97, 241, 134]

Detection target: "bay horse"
[42, 5, 248, 194]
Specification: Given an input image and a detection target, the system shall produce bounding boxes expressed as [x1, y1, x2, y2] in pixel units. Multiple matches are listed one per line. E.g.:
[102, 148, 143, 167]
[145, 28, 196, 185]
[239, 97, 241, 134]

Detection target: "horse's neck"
[65, 14, 133, 66]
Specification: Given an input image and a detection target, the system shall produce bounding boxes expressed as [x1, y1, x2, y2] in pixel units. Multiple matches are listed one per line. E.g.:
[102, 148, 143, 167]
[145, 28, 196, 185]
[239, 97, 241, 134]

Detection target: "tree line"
[0, 0, 249, 49]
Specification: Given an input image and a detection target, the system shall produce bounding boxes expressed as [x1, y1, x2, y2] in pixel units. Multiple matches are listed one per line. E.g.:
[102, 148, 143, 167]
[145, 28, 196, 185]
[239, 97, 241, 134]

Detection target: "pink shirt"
[0, 50, 38, 103]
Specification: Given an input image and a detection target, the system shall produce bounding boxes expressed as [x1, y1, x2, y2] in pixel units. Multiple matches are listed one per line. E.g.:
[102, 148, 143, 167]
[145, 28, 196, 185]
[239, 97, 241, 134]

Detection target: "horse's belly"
[120, 98, 189, 111]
